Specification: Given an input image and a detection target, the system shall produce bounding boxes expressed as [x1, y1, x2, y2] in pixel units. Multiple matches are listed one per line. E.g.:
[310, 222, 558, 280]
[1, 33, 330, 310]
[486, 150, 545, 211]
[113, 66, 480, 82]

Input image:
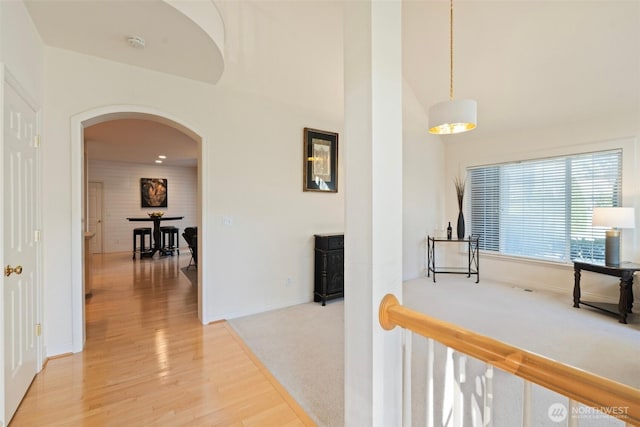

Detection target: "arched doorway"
[70, 105, 209, 352]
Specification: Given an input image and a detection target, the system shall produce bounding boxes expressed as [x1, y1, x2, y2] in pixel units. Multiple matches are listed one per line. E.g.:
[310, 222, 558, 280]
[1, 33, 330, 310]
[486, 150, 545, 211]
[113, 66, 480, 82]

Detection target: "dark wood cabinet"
[314, 233, 344, 306]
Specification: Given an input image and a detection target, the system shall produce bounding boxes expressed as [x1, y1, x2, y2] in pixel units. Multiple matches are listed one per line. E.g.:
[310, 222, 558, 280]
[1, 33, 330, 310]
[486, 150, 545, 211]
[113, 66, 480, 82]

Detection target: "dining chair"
[182, 227, 197, 269]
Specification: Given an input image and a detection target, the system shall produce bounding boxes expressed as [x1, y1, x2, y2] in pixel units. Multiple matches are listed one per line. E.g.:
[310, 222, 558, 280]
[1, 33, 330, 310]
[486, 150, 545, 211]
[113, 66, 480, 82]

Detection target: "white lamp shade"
[428, 99, 477, 134]
[592, 207, 635, 229]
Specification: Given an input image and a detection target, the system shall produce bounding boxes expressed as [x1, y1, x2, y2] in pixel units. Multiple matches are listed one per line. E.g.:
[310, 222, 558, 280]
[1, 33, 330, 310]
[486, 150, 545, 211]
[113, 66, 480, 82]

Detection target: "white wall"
[205, 87, 345, 318]
[18, 0, 635, 361]
[0, 1, 44, 101]
[402, 79, 445, 280]
[87, 159, 197, 253]
[35, 0, 346, 355]
[42, 44, 344, 354]
[444, 114, 640, 302]
[26, 0, 479, 357]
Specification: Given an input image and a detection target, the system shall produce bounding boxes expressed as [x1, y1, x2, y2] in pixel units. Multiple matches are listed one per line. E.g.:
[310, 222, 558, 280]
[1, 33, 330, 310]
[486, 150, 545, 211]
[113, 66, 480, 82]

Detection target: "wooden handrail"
[379, 294, 640, 425]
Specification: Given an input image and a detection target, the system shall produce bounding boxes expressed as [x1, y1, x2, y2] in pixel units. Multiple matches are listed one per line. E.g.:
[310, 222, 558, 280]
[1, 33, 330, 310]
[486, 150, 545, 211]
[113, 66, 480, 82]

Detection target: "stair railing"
[379, 293, 640, 426]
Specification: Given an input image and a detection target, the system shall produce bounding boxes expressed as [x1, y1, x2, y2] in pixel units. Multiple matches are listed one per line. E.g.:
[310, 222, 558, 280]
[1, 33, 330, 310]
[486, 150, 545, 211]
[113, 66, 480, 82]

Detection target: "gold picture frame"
[303, 128, 338, 192]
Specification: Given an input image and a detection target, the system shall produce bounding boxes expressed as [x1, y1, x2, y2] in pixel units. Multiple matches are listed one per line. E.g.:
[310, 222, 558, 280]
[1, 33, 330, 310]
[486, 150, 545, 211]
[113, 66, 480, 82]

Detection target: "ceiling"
[84, 119, 198, 168]
[24, 0, 224, 167]
[24, 0, 223, 84]
[403, 0, 639, 141]
[23, 0, 640, 160]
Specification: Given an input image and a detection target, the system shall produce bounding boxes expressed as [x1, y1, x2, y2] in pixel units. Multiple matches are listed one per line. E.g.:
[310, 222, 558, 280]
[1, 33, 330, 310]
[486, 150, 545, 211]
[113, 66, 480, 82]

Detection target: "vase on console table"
[454, 176, 466, 239]
[457, 210, 465, 239]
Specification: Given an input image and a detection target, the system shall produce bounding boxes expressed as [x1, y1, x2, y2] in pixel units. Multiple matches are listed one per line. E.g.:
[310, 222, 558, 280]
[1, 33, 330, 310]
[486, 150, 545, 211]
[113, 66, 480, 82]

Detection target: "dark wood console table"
[573, 260, 639, 324]
[314, 233, 344, 306]
[427, 235, 479, 283]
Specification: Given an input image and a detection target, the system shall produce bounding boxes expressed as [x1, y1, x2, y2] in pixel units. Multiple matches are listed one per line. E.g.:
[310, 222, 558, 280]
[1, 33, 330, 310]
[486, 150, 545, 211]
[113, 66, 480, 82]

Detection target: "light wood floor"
[10, 252, 315, 426]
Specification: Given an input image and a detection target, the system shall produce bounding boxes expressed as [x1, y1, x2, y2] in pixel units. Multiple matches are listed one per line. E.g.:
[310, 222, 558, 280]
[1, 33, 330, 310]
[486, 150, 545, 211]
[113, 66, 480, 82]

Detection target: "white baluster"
[453, 352, 466, 427]
[425, 338, 434, 427]
[403, 330, 412, 427]
[522, 381, 532, 427]
[568, 399, 579, 427]
[484, 365, 493, 427]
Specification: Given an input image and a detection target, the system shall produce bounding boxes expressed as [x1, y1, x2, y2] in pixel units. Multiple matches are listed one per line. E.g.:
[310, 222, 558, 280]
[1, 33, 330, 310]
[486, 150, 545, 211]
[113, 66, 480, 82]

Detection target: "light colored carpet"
[230, 300, 344, 427]
[229, 276, 639, 426]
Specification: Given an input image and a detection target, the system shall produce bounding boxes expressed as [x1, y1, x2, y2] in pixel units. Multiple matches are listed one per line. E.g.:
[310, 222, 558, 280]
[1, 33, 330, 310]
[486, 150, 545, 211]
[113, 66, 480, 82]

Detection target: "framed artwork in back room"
[140, 178, 168, 208]
[303, 128, 338, 193]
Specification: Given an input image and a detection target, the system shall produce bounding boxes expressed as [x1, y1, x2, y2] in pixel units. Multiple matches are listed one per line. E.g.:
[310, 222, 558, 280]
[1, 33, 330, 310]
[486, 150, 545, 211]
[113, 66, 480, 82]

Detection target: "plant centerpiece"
[148, 211, 164, 218]
[454, 176, 466, 239]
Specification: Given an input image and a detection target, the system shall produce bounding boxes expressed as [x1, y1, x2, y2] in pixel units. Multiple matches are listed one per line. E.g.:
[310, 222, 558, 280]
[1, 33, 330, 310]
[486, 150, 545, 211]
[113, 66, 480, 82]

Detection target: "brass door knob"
[5, 265, 23, 277]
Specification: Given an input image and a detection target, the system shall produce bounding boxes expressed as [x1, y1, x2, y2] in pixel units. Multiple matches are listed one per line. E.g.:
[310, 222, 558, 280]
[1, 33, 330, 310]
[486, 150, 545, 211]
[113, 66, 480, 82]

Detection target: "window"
[469, 149, 622, 263]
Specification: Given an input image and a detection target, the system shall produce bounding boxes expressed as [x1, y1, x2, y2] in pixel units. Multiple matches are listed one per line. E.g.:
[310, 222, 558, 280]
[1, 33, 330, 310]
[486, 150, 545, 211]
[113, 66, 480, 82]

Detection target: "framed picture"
[140, 178, 168, 208]
[303, 128, 338, 192]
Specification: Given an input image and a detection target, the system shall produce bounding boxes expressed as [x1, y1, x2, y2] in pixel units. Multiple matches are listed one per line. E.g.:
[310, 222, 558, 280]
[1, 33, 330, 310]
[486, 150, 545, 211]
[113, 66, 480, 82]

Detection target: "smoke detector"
[126, 36, 146, 49]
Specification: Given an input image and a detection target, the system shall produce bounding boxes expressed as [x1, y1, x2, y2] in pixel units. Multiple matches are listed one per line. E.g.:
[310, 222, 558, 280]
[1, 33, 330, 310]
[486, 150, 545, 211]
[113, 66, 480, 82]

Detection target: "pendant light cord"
[449, 0, 454, 101]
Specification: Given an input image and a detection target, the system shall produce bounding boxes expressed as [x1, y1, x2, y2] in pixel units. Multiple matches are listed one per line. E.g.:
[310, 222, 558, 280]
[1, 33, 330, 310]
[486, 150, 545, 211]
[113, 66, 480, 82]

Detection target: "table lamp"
[592, 207, 635, 266]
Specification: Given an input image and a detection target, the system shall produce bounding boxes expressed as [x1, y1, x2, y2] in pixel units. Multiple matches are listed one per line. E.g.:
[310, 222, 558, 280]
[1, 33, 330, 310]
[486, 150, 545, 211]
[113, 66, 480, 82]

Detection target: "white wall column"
[344, 1, 403, 425]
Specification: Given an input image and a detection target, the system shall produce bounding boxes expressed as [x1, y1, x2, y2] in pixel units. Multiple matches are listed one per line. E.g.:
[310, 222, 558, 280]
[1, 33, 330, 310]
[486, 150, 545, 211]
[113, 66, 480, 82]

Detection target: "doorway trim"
[70, 105, 208, 352]
[87, 181, 104, 254]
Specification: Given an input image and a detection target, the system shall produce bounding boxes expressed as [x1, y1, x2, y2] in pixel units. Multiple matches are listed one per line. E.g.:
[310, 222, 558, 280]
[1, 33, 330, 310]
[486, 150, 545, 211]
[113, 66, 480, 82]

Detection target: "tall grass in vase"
[454, 177, 466, 239]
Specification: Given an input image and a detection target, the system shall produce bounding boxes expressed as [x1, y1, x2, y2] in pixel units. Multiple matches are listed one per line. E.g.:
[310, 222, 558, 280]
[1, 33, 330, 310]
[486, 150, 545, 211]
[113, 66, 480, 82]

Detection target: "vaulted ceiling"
[404, 1, 640, 137]
[23, 0, 640, 164]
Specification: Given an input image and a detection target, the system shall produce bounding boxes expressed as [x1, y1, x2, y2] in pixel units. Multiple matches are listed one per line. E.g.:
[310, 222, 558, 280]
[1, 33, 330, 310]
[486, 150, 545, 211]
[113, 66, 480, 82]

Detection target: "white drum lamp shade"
[428, 99, 477, 135]
[592, 207, 635, 266]
[428, 0, 477, 135]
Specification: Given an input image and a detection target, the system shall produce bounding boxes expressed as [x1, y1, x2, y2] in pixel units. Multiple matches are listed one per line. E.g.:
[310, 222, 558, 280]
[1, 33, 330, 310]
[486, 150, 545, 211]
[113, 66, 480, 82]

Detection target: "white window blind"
[469, 149, 622, 263]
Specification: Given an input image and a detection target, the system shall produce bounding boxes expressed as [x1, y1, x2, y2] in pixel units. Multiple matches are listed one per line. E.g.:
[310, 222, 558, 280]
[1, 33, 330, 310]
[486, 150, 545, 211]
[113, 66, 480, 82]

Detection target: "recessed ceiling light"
[155, 160, 163, 164]
[127, 36, 146, 49]
[158, 155, 167, 159]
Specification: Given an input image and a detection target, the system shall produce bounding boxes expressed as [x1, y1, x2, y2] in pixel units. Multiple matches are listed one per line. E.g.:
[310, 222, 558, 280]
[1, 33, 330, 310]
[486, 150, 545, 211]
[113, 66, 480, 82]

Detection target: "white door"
[3, 79, 39, 423]
[88, 181, 103, 253]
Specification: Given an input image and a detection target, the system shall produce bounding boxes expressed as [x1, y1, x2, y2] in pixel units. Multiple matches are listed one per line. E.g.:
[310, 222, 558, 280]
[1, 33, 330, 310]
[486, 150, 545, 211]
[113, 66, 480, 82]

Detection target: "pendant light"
[428, 0, 477, 135]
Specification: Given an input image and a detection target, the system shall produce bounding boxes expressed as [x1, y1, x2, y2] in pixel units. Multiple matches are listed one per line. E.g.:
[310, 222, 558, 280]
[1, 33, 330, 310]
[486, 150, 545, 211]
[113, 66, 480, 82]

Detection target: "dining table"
[127, 216, 184, 257]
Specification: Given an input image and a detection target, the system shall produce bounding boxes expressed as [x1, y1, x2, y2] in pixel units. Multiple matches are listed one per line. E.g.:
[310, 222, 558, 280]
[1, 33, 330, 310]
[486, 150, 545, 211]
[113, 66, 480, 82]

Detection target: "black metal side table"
[427, 235, 480, 283]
